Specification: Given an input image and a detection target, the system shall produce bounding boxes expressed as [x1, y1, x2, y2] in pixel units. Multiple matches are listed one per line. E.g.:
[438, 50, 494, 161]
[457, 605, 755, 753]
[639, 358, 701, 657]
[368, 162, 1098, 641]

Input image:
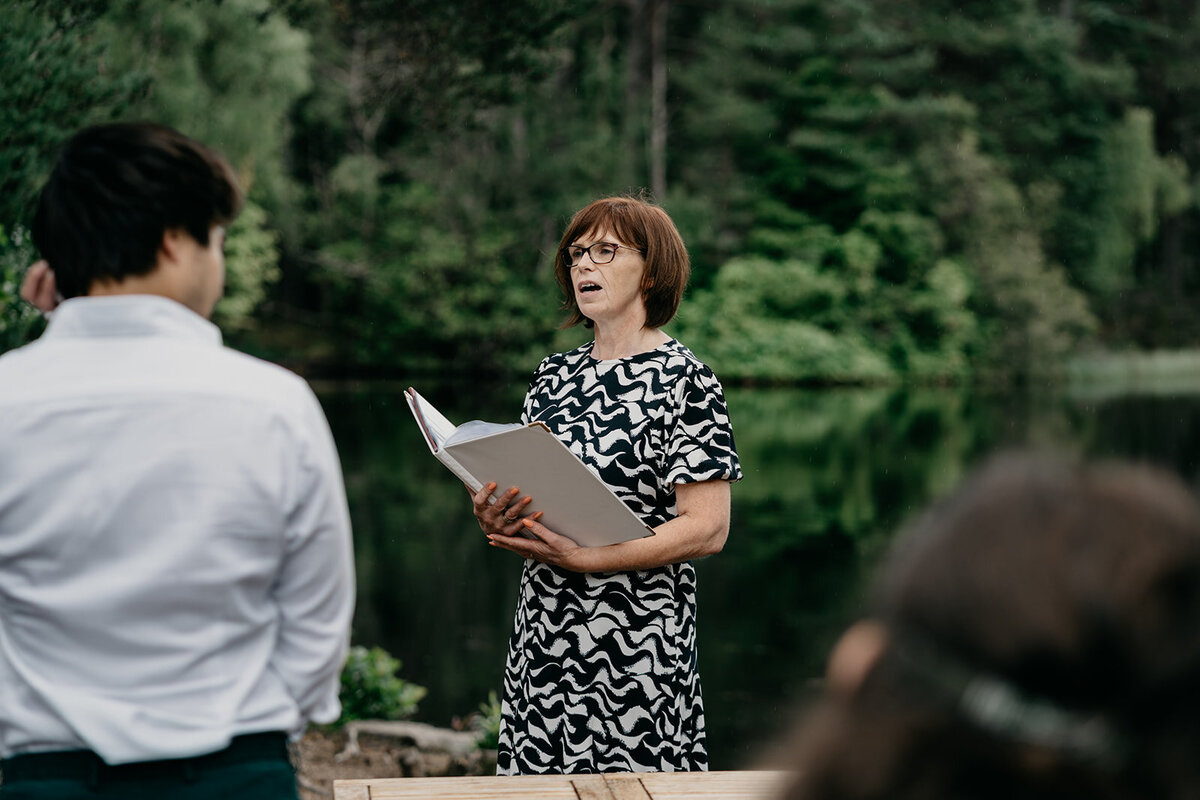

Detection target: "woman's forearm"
[504, 479, 731, 573]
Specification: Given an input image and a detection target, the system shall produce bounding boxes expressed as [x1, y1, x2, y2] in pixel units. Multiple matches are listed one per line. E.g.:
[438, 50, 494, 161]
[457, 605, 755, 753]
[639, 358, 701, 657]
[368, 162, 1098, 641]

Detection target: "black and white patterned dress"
[495, 338, 742, 775]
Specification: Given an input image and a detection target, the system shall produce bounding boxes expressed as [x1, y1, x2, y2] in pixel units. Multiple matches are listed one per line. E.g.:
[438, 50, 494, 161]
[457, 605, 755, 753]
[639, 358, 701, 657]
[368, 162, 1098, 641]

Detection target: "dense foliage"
[337, 645, 427, 724]
[2, 0, 1198, 381]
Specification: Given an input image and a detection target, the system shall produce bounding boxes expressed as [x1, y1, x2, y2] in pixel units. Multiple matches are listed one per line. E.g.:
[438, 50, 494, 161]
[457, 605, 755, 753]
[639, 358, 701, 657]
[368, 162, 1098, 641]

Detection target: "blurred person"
[469, 196, 743, 774]
[0, 122, 355, 799]
[776, 452, 1200, 800]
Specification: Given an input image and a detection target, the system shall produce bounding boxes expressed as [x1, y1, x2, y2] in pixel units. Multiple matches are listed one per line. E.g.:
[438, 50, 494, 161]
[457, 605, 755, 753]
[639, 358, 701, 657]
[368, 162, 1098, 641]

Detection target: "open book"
[405, 387, 654, 547]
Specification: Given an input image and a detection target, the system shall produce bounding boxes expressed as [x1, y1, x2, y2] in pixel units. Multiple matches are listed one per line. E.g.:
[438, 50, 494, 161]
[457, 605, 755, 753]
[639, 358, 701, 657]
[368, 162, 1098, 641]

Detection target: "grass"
[1066, 349, 1200, 400]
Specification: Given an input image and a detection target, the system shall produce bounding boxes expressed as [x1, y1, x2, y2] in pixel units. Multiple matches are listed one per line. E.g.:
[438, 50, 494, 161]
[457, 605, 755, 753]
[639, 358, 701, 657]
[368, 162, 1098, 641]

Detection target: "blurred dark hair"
[781, 452, 1200, 800]
[32, 122, 243, 299]
[554, 195, 689, 330]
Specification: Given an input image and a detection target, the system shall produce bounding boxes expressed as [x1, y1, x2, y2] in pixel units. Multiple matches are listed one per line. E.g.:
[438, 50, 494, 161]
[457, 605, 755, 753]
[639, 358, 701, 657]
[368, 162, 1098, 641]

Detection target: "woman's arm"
[483, 479, 731, 573]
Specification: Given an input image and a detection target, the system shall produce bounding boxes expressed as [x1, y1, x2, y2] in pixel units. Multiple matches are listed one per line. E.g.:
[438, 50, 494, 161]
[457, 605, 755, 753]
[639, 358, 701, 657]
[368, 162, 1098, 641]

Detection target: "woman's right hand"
[469, 482, 534, 537]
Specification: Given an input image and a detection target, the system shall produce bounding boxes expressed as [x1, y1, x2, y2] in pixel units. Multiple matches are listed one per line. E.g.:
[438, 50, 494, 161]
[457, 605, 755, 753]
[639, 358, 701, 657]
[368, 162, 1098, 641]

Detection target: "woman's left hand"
[488, 517, 592, 572]
[487, 480, 731, 573]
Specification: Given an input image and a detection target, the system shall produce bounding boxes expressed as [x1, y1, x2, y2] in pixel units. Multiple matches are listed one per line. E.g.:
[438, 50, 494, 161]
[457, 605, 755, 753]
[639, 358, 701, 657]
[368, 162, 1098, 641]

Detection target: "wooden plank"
[570, 774, 616, 800]
[333, 770, 796, 800]
[335, 774, 579, 800]
[599, 774, 651, 799]
[639, 770, 795, 799]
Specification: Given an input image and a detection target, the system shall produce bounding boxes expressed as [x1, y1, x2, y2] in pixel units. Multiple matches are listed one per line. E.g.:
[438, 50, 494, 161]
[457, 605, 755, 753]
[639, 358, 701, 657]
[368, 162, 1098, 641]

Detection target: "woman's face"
[567, 227, 648, 327]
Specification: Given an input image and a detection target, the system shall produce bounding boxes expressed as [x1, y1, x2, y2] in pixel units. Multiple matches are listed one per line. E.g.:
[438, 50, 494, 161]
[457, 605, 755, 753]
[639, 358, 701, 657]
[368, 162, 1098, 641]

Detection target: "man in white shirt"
[0, 123, 355, 799]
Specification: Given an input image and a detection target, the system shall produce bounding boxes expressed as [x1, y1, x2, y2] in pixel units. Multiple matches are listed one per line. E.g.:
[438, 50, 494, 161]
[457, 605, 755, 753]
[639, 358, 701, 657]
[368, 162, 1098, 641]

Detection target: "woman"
[778, 453, 1200, 800]
[470, 196, 742, 774]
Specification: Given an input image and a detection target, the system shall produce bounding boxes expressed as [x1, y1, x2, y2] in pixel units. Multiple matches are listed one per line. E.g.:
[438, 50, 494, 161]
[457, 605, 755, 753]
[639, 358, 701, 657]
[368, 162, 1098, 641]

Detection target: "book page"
[446, 420, 525, 447]
[405, 388, 459, 451]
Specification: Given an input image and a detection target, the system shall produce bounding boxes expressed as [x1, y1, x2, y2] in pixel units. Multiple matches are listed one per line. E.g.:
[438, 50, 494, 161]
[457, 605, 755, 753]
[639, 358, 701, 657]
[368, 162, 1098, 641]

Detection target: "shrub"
[337, 646, 427, 725]
[472, 691, 502, 750]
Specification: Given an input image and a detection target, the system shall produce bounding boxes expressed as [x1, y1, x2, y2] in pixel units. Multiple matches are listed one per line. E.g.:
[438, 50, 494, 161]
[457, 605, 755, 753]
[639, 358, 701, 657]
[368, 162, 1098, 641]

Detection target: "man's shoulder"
[213, 345, 310, 390]
[1, 336, 320, 424]
[195, 345, 322, 416]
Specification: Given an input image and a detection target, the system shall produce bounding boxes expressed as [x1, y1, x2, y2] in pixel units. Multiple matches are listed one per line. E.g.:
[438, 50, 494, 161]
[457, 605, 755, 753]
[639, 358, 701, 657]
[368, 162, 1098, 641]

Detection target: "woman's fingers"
[488, 515, 586, 570]
[470, 482, 498, 509]
[469, 483, 529, 534]
[501, 494, 533, 523]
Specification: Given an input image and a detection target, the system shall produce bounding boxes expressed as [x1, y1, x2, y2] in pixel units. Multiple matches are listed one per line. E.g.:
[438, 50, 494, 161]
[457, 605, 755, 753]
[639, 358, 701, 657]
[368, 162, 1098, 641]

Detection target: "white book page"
[446, 420, 524, 446]
[405, 388, 459, 451]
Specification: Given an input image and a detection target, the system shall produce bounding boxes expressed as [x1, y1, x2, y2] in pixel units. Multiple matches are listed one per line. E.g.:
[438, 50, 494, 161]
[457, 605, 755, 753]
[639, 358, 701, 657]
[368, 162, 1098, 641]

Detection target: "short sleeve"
[520, 356, 553, 425]
[665, 363, 743, 486]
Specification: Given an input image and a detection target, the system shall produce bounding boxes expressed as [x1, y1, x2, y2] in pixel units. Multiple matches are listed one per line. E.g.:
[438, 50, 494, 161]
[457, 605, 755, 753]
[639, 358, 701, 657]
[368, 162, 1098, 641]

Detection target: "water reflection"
[316, 380, 1200, 769]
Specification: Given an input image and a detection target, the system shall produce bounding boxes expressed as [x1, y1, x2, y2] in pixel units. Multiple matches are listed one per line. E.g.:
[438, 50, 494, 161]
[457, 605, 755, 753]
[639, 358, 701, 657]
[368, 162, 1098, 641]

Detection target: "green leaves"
[214, 201, 282, 332]
[338, 645, 428, 724]
[0, 1, 142, 227]
[0, 226, 47, 353]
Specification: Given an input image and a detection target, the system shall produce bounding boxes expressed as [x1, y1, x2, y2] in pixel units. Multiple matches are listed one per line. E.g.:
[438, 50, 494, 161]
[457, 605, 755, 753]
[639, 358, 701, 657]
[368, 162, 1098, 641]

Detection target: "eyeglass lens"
[563, 243, 619, 266]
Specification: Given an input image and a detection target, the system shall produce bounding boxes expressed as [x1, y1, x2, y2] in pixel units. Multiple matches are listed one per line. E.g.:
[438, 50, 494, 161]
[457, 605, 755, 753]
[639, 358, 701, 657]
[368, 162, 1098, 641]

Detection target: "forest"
[4, 0, 1200, 384]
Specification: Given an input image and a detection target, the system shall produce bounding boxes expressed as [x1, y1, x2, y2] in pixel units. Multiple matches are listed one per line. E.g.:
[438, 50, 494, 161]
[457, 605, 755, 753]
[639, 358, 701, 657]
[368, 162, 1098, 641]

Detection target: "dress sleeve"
[520, 356, 552, 425]
[665, 363, 743, 486]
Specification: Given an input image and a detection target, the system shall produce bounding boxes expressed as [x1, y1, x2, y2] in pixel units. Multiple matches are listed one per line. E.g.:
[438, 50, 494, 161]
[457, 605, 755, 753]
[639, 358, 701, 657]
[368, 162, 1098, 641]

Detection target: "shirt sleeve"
[271, 384, 356, 727]
[665, 362, 743, 487]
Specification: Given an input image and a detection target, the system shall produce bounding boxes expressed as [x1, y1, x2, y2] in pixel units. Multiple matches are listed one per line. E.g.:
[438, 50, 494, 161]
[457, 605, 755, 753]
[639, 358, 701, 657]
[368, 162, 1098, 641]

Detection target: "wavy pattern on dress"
[495, 340, 741, 775]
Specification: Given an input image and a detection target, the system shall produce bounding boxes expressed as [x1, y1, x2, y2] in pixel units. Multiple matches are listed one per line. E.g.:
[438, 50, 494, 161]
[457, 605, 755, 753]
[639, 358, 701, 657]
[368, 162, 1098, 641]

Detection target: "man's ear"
[159, 228, 189, 265]
[20, 260, 60, 313]
[826, 620, 889, 697]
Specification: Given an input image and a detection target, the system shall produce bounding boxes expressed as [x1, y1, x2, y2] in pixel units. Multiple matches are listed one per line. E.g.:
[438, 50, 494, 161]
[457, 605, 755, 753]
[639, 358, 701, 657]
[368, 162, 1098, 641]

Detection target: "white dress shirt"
[0, 295, 355, 765]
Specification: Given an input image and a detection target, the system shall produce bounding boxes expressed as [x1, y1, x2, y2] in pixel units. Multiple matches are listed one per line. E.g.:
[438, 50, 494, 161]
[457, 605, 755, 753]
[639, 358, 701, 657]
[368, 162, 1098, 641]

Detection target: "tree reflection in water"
[317, 379, 1200, 769]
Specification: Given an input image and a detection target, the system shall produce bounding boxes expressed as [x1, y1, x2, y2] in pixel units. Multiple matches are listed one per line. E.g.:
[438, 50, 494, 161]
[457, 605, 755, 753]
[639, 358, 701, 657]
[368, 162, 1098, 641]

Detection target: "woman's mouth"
[578, 281, 602, 294]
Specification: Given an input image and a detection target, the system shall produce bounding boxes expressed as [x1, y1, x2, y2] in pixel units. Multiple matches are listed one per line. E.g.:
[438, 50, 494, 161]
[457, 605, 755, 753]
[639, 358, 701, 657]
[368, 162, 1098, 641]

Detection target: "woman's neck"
[590, 321, 670, 361]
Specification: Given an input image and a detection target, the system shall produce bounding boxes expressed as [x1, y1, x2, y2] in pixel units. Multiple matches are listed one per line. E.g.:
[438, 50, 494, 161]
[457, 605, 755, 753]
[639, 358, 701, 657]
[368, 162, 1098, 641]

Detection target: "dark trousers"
[0, 732, 298, 800]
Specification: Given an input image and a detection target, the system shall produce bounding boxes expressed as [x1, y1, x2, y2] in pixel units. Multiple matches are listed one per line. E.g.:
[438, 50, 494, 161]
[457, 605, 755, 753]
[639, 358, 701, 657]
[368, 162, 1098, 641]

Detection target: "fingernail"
[522, 496, 532, 503]
[532, 512, 544, 520]
[522, 518, 534, 527]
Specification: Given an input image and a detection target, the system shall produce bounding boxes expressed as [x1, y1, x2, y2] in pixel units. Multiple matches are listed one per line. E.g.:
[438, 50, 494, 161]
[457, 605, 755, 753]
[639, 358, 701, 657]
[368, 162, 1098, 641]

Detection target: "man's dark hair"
[32, 122, 243, 299]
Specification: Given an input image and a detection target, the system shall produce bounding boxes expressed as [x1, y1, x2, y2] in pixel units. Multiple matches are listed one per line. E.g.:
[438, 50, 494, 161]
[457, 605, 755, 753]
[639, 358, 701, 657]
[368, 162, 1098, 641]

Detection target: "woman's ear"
[826, 620, 889, 696]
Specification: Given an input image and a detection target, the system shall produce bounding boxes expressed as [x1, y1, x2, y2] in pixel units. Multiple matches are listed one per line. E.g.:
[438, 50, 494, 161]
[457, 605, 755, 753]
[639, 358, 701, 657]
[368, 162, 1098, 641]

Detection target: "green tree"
[0, 0, 142, 227]
[669, 0, 987, 381]
[0, 226, 46, 353]
[92, 0, 314, 330]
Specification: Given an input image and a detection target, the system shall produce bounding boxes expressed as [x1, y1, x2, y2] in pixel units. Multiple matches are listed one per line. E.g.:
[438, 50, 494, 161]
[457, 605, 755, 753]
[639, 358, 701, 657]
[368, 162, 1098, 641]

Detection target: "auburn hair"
[554, 196, 690, 329]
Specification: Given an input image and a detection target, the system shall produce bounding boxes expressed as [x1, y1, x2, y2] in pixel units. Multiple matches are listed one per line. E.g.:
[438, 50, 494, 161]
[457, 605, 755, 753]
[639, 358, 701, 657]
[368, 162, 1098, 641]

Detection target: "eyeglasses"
[561, 242, 644, 267]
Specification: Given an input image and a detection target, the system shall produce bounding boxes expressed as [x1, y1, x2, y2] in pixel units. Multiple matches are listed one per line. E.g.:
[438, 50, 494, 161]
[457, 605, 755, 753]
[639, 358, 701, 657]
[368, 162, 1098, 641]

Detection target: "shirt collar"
[43, 295, 223, 346]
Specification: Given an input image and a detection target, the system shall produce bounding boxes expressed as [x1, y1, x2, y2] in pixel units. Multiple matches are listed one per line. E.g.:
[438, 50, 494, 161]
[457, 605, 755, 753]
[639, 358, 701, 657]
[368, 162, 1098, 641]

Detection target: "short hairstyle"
[782, 452, 1200, 800]
[32, 122, 243, 299]
[554, 196, 690, 329]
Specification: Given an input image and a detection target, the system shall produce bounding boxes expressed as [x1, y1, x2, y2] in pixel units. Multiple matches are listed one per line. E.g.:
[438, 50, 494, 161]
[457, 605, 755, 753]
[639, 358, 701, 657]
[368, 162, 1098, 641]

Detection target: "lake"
[316, 378, 1200, 769]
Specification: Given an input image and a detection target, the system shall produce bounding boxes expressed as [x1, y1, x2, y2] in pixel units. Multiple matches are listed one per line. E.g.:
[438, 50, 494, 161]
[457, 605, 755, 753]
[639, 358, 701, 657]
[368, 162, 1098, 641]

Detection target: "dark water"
[316, 380, 1200, 769]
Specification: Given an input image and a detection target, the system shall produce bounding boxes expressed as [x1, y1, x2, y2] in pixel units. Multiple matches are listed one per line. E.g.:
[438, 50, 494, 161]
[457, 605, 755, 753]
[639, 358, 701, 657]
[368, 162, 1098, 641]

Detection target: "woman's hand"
[488, 516, 591, 571]
[468, 482, 534, 538]
[486, 479, 731, 574]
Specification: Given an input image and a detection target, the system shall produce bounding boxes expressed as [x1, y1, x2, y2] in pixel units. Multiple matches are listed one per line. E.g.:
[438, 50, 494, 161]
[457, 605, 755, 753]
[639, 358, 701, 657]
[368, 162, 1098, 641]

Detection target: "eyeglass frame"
[560, 242, 645, 267]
